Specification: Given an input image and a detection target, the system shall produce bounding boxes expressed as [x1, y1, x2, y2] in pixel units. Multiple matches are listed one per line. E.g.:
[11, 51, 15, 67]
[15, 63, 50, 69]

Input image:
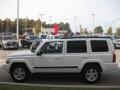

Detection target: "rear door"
[63, 40, 89, 73]
[89, 40, 112, 63]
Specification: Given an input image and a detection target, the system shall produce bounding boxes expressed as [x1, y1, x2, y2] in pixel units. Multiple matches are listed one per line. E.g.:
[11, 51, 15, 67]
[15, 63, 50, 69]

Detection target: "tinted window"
[91, 40, 108, 52]
[67, 40, 87, 53]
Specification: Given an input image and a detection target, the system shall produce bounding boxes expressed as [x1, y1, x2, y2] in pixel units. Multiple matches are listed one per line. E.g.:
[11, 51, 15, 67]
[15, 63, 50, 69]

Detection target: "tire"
[15, 45, 19, 50]
[22, 45, 25, 47]
[114, 44, 116, 49]
[10, 65, 30, 82]
[81, 66, 101, 83]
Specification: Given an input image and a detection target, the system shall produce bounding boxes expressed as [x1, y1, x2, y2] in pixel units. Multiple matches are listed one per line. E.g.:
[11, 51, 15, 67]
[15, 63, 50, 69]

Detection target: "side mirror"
[37, 50, 43, 56]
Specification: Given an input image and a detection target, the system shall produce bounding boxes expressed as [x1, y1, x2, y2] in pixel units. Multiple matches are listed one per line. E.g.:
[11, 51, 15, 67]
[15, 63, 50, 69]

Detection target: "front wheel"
[82, 66, 101, 83]
[11, 65, 30, 82]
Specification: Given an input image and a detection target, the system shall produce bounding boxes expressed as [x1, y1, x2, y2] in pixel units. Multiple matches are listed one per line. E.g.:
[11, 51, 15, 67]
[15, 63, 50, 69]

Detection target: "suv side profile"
[3, 37, 118, 83]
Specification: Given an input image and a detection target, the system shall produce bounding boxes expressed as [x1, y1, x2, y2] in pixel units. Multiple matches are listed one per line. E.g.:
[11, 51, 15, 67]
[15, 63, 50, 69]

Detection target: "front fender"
[9, 59, 34, 73]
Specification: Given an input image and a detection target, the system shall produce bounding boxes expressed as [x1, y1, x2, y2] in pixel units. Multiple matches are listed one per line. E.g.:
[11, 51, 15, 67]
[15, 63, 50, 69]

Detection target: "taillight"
[113, 53, 116, 63]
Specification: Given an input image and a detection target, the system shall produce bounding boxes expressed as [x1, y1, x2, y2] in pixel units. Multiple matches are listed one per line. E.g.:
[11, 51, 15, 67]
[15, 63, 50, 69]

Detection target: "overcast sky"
[0, 0, 120, 32]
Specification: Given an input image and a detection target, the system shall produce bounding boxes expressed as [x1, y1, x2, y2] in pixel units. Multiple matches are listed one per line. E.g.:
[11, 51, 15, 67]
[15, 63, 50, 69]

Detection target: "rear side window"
[67, 40, 87, 53]
[91, 40, 108, 52]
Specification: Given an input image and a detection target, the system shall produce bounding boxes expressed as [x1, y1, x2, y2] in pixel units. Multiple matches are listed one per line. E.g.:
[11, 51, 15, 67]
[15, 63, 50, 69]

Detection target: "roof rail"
[62, 36, 112, 39]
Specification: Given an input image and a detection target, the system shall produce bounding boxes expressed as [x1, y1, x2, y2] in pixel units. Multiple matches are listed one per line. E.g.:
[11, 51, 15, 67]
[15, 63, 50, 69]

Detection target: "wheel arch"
[9, 62, 31, 73]
[80, 62, 102, 74]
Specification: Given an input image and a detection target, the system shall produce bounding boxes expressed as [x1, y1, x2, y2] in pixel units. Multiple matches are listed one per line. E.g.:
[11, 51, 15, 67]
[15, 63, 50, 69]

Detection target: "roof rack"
[62, 36, 113, 39]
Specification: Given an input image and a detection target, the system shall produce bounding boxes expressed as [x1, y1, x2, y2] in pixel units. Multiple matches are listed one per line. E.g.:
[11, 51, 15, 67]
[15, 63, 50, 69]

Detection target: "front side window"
[91, 40, 108, 52]
[41, 41, 63, 54]
[67, 40, 87, 53]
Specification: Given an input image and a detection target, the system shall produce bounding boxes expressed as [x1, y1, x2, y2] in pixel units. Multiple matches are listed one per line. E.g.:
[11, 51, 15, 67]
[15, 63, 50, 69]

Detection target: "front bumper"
[2, 64, 10, 73]
[4, 45, 18, 49]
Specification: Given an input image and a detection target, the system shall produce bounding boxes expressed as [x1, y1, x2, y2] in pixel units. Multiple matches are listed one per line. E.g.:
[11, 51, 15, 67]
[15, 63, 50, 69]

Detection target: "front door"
[33, 41, 64, 73]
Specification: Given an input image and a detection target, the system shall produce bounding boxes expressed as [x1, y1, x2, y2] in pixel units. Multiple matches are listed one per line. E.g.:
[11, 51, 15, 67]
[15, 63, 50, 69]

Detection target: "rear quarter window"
[67, 40, 87, 53]
[91, 40, 108, 52]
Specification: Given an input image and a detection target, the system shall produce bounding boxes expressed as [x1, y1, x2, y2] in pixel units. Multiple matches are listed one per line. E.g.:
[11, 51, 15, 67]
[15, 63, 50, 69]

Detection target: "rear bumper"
[103, 63, 118, 72]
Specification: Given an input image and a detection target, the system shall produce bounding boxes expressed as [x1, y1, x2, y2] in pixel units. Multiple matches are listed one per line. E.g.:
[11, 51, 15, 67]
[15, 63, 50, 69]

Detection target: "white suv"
[3, 37, 118, 83]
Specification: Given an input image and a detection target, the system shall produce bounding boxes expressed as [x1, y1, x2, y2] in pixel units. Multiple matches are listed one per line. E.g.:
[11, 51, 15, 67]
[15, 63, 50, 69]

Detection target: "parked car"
[30, 34, 63, 51]
[112, 36, 120, 48]
[3, 37, 118, 83]
[21, 35, 39, 47]
[0, 36, 18, 50]
[30, 37, 42, 52]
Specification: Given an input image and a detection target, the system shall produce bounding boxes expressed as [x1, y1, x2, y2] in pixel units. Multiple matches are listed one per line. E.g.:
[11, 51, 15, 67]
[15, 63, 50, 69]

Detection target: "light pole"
[39, 14, 44, 33]
[17, 0, 19, 42]
[49, 16, 52, 28]
[92, 13, 95, 33]
[74, 16, 77, 35]
[2, 22, 3, 33]
[25, 17, 28, 33]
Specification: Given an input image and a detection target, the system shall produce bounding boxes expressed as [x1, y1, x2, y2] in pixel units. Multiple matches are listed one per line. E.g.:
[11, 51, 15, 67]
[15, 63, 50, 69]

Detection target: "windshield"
[30, 36, 39, 40]
[114, 36, 120, 39]
[2, 36, 15, 40]
[41, 35, 47, 39]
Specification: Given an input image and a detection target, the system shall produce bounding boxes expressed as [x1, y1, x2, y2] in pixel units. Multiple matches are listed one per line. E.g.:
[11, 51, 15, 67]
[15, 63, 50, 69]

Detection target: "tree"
[59, 22, 65, 30]
[116, 27, 120, 36]
[83, 28, 89, 35]
[94, 26, 103, 34]
[80, 25, 83, 35]
[65, 23, 71, 33]
[106, 26, 113, 35]
[0, 19, 2, 33]
[34, 20, 41, 35]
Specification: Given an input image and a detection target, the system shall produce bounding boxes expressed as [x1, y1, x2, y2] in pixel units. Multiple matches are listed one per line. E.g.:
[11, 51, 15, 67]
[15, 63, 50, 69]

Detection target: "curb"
[0, 82, 120, 88]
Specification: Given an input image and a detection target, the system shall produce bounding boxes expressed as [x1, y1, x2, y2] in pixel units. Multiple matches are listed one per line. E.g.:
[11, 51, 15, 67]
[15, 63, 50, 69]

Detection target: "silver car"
[0, 36, 18, 50]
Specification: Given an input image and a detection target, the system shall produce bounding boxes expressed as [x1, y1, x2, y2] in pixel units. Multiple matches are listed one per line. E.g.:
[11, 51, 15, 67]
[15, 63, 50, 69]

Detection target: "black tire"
[81, 66, 101, 83]
[114, 44, 116, 49]
[2, 45, 5, 50]
[22, 45, 25, 47]
[15, 45, 19, 50]
[10, 65, 30, 82]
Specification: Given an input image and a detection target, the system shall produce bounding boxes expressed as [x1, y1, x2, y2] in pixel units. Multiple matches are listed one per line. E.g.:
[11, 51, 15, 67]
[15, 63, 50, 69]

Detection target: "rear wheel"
[81, 66, 101, 83]
[10, 65, 30, 82]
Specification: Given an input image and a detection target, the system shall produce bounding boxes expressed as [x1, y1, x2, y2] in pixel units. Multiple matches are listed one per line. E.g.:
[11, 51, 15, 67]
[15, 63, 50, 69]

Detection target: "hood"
[7, 50, 34, 57]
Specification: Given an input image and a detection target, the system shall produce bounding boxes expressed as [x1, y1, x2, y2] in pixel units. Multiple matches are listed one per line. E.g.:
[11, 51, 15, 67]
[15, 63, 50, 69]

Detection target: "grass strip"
[0, 84, 120, 90]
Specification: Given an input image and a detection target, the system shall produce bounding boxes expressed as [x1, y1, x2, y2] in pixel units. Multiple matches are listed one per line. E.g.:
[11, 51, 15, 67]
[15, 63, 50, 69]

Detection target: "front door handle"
[56, 58, 63, 59]
[81, 57, 88, 59]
